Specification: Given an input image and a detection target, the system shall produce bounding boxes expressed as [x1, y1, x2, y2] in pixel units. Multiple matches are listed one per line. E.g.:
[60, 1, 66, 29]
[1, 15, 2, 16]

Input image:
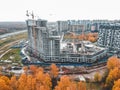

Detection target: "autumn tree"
[36, 70, 51, 90]
[24, 75, 36, 90]
[107, 56, 120, 70]
[78, 34, 83, 40]
[64, 32, 98, 43]
[50, 63, 59, 89]
[0, 66, 3, 72]
[0, 76, 10, 86]
[0, 65, 88, 90]
[10, 75, 17, 90]
[55, 75, 86, 90]
[0, 78, 12, 90]
[50, 63, 59, 78]
[17, 74, 27, 90]
[112, 79, 120, 90]
[88, 36, 96, 42]
[23, 66, 28, 74]
[77, 81, 86, 90]
[0, 76, 12, 90]
[94, 72, 101, 82]
[105, 56, 120, 89]
[29, 65, 38, 75]
[55, 75, 72, 90]
[106, 67, 120, 89]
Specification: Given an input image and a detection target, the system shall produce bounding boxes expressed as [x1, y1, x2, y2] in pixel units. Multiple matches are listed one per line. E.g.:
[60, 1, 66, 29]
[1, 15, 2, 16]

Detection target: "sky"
[0, 0, 120, 21]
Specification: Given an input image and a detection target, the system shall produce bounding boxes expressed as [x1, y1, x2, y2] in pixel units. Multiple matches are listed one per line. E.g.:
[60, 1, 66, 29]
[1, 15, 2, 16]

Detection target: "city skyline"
[0, 0, 120, 21]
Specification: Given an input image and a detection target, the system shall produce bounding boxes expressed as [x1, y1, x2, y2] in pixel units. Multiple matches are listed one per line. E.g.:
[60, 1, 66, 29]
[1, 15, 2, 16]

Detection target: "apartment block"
[97, 23, 120, 50]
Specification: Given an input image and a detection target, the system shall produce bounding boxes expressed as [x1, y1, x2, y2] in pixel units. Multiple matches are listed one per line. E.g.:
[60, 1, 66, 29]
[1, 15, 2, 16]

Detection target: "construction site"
[20, 15, 113, 67]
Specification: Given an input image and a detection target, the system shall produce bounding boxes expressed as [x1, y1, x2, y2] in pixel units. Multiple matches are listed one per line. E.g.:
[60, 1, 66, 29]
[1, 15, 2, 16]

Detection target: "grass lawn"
[1, 48, 21, 63]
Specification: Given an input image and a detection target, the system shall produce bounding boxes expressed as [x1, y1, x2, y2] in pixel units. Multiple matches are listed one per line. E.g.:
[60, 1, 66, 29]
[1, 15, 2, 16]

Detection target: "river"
[0, 30, 27, 39]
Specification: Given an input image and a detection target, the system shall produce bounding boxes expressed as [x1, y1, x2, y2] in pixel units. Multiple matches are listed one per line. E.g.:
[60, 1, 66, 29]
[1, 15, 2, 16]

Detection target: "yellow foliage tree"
[94, 72, 101, 82]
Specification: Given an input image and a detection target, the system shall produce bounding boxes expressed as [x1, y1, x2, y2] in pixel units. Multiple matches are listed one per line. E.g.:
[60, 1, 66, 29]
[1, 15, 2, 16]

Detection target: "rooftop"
[61, 39, 106, 56]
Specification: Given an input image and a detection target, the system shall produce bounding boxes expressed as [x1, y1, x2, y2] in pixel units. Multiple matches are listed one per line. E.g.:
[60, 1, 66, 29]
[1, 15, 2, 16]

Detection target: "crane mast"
[26, 11, 37, 55]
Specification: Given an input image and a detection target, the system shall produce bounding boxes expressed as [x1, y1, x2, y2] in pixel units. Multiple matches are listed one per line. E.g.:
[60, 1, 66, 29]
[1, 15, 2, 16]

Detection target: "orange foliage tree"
[55, 75, 86, 90]
[36, 70, 52, 90]
[0, 65, 87, 90]
[112, 79, 120, 90]
[50, 63, 59, 78]
[17, 74, 27, 90]
[23, 66, 28, 74]
[10, 75, 17, 90]
[107, 56, 120, 70]
[29, 65, 38, 75]
[64, 32, 98, 42]
[77, 81, 86, 90]
[105, 56, 120, 89]
[0, 78, 12, 90]
[106, 67, 120, 89]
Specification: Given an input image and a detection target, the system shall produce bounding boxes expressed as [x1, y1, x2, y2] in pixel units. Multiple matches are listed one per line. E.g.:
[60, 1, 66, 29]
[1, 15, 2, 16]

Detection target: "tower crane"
[26, 11, 37, 56]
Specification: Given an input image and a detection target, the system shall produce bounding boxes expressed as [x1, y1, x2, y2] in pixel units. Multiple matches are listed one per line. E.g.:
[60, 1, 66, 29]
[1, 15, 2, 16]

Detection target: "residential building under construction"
[25, 19, 109, 66]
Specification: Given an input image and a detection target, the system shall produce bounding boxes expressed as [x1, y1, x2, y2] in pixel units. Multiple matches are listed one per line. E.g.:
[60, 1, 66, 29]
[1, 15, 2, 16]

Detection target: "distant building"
[97, 23, 120, 51]
[56, 20, 113, 35]
[56, 21, 69, 35]
[57, 20, 91, 35]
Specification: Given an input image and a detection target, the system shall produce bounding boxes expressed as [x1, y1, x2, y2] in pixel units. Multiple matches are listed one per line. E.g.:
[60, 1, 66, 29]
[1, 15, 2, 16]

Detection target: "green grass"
[1, 48, 21, 63]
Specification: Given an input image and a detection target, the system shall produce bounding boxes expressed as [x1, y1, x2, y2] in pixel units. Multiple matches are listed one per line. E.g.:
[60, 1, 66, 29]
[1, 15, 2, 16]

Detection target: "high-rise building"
[56, 21, 69, 35]
[26, 19, 108, 65]
[26, 19, 60, 61]
[97, 23, 120, 50]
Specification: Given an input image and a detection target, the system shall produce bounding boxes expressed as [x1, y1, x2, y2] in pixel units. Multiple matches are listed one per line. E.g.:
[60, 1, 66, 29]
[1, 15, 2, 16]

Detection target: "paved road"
[0, 30, 27, 39]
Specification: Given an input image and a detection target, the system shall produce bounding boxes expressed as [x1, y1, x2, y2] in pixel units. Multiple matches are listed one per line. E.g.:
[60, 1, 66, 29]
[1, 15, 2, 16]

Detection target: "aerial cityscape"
[0, 17, 120, 90]
[0, 0, 120, 90]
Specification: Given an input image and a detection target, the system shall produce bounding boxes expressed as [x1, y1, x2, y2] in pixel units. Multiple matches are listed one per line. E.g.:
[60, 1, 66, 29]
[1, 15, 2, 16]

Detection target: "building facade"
[26, 19, 60, 61]
[26, 19, 109, 65]
[97, 23, 120, 50]
[56, 20, 113, 35]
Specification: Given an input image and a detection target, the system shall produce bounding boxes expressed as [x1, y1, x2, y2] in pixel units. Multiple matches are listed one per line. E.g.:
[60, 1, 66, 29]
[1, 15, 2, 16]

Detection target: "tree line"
[0, 64, 86, 90]
[0, 56, 119, 90]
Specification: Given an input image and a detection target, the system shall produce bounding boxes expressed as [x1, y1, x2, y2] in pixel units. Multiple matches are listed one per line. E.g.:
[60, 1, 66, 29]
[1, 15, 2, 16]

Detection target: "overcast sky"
[0, 0, 120, 21]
